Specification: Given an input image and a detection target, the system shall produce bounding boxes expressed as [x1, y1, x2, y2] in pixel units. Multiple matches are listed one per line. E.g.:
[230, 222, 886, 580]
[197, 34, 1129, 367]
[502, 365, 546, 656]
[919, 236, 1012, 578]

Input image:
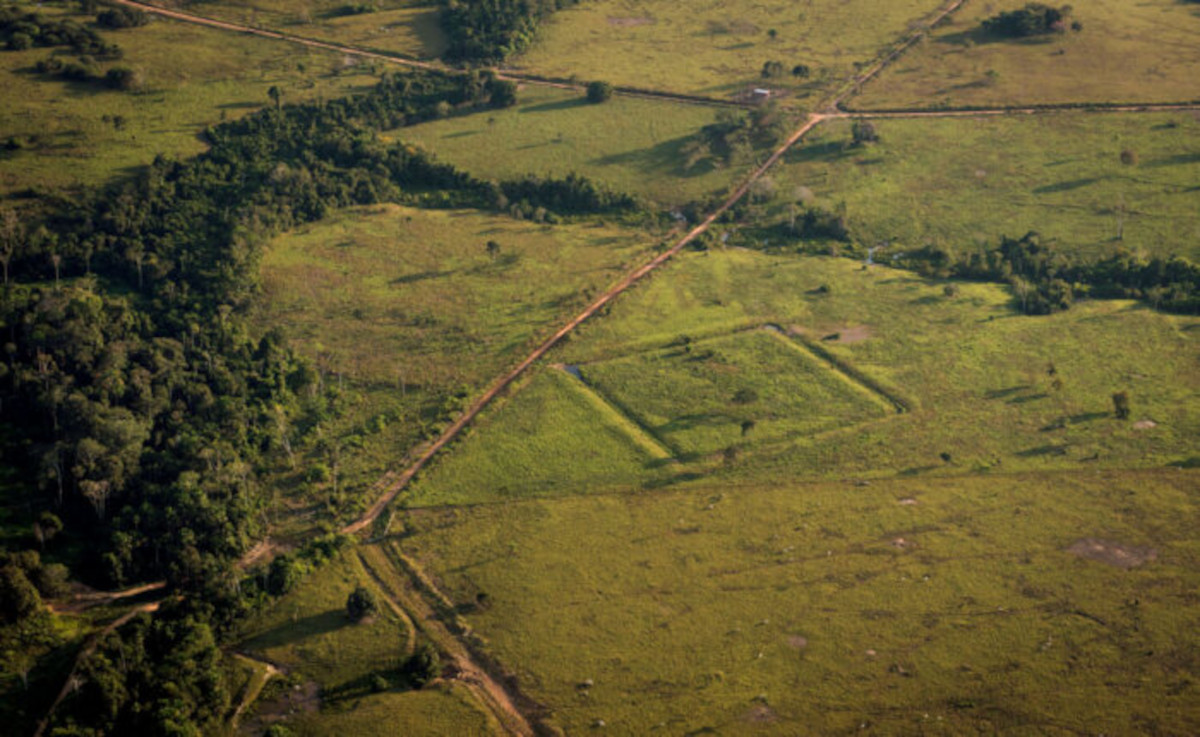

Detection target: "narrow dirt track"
[113, 0, 749, 109]
[46, 579, 167, 614]
[33, 600, 163, 737]
[342, 111, 829, 535]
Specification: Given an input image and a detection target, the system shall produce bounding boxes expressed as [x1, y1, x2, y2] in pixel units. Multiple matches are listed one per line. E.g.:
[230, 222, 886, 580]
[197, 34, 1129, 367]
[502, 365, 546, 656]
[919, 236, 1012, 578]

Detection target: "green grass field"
[142, 0, 445, 59]
[511, 0, 947, 99]
[406, 468, 1200, 734]
[404, 368, 675, 508]
[255, 203, 660, 527]
[289, 684, 497, 736]
[0, 2, 377, 195]
[579, 329, 892, 456]
[398, 85, 747, 208]
[405, 249, 1198, 508]
[770, 113, 1200, 262]
[854, 0, 1200, 108]
[237, 551, 409, 690]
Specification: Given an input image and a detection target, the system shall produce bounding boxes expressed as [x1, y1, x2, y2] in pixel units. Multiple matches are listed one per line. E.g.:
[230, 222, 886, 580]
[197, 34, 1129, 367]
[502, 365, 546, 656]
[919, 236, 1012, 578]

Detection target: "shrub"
[982, 4, 1073, 38]
[586, 80, 613, 103]
[346, 585, 378, 621]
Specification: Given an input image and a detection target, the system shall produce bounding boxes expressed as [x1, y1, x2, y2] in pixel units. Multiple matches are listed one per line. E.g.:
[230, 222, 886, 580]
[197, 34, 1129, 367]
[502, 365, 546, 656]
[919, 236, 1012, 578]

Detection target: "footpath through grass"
[855, 0, 1200, 108]
[0, 1, 377, 195]
[770, 113, 1200, 262]
[399, 85, 748, 208]
[406, 468, 1200, 735]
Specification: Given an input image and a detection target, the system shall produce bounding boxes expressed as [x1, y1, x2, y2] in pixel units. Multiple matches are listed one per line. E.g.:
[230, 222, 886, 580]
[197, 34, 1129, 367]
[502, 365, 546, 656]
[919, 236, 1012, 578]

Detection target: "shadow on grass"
[241, 610, 350, 651]
[936, 28, 1060, 48]
[1144, 152, 1200, 168]
[589, 134, 716, 179]
[1033, 177, 1103, 194]
[519, 97, 589, 115]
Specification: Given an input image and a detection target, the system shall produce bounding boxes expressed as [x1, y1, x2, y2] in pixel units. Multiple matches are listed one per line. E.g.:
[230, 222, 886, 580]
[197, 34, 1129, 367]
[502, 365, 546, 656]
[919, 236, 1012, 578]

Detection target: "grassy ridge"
[855, 0, 1200, 108]
[398, 85, 746, 208]
[0, 1, 378, 195]
[406, 468, 1200, 734]
[769, 113, 1200, 262]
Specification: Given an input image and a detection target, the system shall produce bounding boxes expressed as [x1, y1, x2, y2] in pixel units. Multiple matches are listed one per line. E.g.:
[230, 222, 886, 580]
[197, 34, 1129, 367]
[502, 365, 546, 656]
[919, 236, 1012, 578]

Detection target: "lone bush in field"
[851, 120, 879, 145]
[982, 4, 1074, 38]
[586, 80, 613, 103]
[346, 585, 378, 621]
[1111, 391, 1131, 420]
[403, 643, 441, 687]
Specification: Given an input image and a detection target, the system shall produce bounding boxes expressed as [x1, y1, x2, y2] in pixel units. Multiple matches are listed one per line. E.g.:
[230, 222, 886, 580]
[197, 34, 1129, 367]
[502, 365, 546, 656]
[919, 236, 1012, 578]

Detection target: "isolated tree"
[1111, 391, 1131, 420]
[346, 585, 377, 621]
[851, 119, 879, 145]
[791, 64, 811, 78]
[1119, 148, 1138, 166]
[404, 643, 441, 687]
[0, 208, 23, 286]
[767, 28, 778, 40]
[741, 419, 756, 437]
[586, 80, 613, 103]
[761, 60, 784, 78]
[485, 240, 501, 260]
[268, 85, 282, 110]
[732, 388, 759, 405]
[267, 555, 300, 596]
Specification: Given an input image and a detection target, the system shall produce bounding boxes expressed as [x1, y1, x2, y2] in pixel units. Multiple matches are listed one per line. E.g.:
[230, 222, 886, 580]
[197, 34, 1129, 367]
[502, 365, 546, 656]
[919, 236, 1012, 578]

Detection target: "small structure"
[751, 88, 772, 101]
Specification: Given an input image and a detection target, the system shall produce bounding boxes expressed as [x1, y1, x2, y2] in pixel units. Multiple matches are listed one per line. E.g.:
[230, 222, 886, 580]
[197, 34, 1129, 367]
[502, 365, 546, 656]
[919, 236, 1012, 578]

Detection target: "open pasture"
[772, 112, 1200, 262]
[578, 328, 893, 456]
[406, 468, 1200, 734]
[855, 0, 1200, 108]
[398, 85, 746, 208]
[405, 249, 1198, 507]
[0, 2, 377, 195]
[288, 685, 497, 736]
[237, 551, 409, 690]
[145, 0, 445, 59]
[511, 0, 948, 100]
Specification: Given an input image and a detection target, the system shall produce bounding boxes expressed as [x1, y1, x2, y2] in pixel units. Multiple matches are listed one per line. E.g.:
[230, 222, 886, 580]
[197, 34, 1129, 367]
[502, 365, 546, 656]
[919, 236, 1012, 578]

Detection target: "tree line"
[440, 0, 582, 63]
[1, 67, 635, 734]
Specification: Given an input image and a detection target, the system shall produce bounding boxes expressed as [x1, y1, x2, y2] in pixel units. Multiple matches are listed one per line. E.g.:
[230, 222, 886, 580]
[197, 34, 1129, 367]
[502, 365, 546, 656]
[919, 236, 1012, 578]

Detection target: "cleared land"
[399, 85, 747, 208]
[140, 0, 446, 60]
[406, 249, 1198, 506]
[289, 685, 497, 736]
[579, 329, 892, 456]
[254, 204, 660, 528]
[511, 0, 948, 99]
[0, 2, 377, 194]
[403, 368, 675, 508]
[237, 551, 410, 690]
[406, 469, 1200, 734]
[770, 113, 1200, 261]
[854, 0, 1200, 109]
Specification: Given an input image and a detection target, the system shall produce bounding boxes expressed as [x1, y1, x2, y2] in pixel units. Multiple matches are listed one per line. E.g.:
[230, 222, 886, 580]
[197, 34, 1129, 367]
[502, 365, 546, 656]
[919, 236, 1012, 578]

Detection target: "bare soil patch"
[743, 703, 778, 723]
[786, 634, 809, 649]
[1067, 538, 1158, 569]
[1132, 419, 1157, 430]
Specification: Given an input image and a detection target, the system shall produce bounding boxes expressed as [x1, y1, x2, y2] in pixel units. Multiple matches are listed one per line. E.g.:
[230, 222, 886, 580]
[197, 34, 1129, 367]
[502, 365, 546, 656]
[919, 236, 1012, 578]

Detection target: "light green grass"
[769, 113, 1200, 262]
[580, 329, 891, 456]
[407, 249, 1197, 506]
[0, 2, 378, 195]
[257, 203, 656, 392]
[256, 203, 659, 526]
[406, 468, 1200, 734]
[291, 683, 497, 737]
[855, 0, 1200, 108]
[237, 550, 409, 689]
[144, 0, 445, 59]
[398, 85, 747, 207]
[405, 368, 674, 507]
[512, 0, 947, 99]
